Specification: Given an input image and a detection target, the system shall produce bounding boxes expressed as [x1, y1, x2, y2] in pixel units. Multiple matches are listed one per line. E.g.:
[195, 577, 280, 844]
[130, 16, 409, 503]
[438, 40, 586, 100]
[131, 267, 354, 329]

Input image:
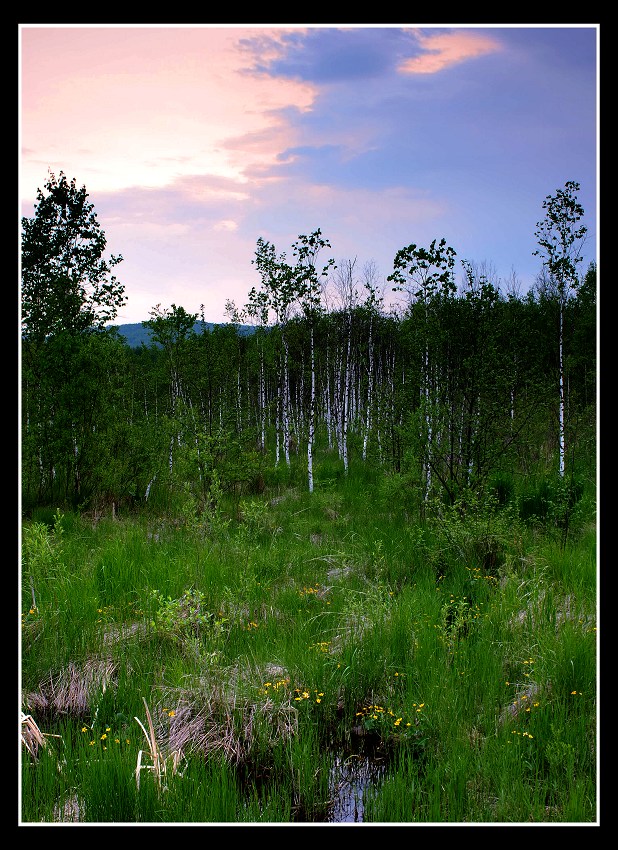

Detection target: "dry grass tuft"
[21, 712, 61, 759]
[23, 658, 119, 717]
[146, 662, 300, 769]
[135, 698, 185, 790]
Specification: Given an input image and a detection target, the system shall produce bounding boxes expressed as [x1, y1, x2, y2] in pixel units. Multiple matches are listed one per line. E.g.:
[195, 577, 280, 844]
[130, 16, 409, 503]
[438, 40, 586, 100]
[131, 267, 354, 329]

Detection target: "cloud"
[214, 219, 239, 232]
[20, 25, 596, 326]
[19, 26, 318, 199]
[399, 29, 502, 74]
[240, 27, 409, 83]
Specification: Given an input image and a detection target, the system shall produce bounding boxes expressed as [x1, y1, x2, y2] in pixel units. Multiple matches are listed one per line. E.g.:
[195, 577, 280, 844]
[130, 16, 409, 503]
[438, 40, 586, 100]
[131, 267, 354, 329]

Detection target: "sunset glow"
[19, 24, 598, 325]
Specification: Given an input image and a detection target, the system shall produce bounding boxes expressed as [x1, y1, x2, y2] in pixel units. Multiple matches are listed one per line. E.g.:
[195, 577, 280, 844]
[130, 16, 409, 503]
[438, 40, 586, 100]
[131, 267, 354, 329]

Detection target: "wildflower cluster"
[95, 601, 144, 623]
[21, 605, 39, 624]
[522, 657, 535, 677]
[261, 678, 324, 705]
[505, 657, 535, 689]
[310, 640, 331, 653]
[81, 723, 130, 749]
[509, 729, 535, 740]
[298, 583, 330, 604]
[355, 702, 425, 740]
[96, 604, 114, 624]
[509, 693, 541, 714]
[294, 687, 324, 704]
[262, 678, 291, 696]
[21, 605, 43, 647]
[466, 565, 499, 586]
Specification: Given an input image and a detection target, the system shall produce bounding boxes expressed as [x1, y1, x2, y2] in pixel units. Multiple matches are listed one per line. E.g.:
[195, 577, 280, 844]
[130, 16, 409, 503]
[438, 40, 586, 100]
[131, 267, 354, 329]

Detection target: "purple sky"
[19, 24, 598, 325]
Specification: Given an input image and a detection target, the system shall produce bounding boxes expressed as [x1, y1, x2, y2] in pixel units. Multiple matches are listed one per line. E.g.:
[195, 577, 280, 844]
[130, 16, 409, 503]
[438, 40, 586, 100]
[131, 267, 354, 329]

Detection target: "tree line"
[20, 172, 596, 521]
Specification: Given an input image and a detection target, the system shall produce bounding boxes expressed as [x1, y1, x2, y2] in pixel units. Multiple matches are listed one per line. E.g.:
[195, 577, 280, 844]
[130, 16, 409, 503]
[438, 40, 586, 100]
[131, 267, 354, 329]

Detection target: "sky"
[19, 23, 599, 326]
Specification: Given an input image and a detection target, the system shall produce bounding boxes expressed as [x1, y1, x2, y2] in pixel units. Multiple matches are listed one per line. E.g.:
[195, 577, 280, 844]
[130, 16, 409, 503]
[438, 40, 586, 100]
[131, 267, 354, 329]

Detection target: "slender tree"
[292, 230, 335, 492]
[388, 238, 457, 501]
[533, 181, 588, 477]
[360, 262, 384, 462]
[249, 238, 296, 466]
[331, 259, 360, 475]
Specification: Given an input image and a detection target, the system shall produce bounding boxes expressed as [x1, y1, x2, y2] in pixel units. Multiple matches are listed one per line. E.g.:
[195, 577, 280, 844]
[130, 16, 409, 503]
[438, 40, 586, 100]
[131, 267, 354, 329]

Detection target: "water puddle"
[323, 733, 390, 823]
[328, 755, 387, 821]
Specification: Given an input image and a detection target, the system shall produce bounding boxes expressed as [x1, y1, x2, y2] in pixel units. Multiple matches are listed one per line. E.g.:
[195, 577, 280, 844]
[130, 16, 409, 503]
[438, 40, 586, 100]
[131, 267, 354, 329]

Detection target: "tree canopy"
[21, 170, 125, 341]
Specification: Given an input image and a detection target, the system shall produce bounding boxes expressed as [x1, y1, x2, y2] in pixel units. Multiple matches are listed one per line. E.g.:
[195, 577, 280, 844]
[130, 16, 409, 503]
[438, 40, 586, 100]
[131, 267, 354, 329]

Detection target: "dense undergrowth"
[20, 459, 597, 824]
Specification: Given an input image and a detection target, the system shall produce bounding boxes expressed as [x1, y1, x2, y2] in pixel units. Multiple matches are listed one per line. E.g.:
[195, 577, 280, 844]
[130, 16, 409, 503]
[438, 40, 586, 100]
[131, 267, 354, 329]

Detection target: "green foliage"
[148, 587, 229, 666]
[425, 488, 519, 579]
[534, 180, 587, 293]
[388, 237, 457, 300]
[21, 509, 65, 609]
[437, 593, 481, 653]
[489, 471, 516, 507]
[21, 170, 125, 341]
[150, 588, 214, 636]
[518, 473, 590, 543]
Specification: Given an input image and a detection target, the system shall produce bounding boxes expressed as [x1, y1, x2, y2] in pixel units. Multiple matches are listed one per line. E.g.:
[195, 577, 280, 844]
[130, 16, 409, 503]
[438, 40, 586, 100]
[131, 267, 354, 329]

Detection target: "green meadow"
[20, 458, 597, 824]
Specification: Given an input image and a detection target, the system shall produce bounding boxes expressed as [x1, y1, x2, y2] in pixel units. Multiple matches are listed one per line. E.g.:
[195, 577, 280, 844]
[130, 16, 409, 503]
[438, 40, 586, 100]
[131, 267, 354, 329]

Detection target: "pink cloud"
[19, 26, 317, 199]
[399, 29, 502, 74]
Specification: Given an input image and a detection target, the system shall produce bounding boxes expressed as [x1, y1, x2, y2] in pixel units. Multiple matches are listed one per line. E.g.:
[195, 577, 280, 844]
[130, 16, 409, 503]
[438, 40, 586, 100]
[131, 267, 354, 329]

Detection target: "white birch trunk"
[308, 324, 315, 493]
[283, 336, 290, 466]
[260, 349, 266, 451]
[342, 314, 351, 475]
[558, 302, 565, 477]
[236, 365, 242, 432]
[363, 315, 374, 461]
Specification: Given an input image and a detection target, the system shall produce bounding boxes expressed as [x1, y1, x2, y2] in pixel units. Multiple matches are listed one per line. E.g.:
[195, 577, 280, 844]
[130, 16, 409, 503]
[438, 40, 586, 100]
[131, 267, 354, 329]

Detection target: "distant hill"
[110, 321, 254, 348]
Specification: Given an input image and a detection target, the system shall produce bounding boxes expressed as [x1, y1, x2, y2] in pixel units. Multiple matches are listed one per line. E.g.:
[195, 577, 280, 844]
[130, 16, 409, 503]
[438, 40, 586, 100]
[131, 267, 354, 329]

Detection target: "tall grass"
[20, 461, 597, 824]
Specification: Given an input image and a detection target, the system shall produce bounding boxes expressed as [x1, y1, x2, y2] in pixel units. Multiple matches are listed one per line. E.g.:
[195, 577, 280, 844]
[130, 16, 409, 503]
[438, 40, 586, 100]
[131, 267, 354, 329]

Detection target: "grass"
[20, 461, 597, 824]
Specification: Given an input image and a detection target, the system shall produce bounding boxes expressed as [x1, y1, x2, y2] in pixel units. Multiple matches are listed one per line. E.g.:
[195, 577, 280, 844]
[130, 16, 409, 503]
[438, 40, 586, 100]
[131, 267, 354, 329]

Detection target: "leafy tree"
[21, 170, 125, 342]
[21, 171, 128, 508]
[533, 180, 588, 477]
[292, 231, 335, 491]
[388, 238, 457, 304]
[388, 239, 457, 501]
[143, 304, 198, 407]
[247, 230, 334, 477]
[142, 304, 199, 478]
[21, 329, 133, 509]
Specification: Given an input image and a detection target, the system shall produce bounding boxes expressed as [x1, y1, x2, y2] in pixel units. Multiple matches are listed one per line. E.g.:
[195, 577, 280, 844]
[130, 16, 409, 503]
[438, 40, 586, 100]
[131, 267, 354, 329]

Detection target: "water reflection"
[327, 735, 388, 823]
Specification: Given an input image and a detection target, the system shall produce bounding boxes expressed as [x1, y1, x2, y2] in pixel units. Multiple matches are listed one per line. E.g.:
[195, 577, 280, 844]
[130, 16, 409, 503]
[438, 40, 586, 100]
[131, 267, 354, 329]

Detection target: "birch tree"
[533, 181, 588, 477]
[331, 258, 360, 475]
[292, 231, 335, 492]
[249, 239, 295, 466]
[143, 304, 198, 476]
[360, 261, 384, 462]
[388, 238, 456, 501]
